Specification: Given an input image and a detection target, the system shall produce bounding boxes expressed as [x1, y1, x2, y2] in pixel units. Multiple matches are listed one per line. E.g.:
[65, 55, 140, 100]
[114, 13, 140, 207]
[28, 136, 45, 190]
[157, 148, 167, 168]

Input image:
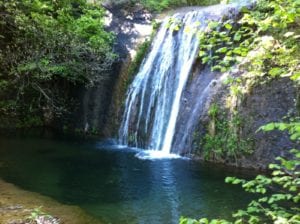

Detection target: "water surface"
[0, 132, 254, 224]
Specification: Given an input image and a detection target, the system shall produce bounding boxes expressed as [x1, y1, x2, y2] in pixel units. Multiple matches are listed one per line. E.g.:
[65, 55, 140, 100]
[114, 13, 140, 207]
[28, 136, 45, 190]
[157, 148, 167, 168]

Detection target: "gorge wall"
[66, 2, 154, 135]
[112, 3, 299, 169]
[191, 72, 299, 169]
[62, 1, 299, 170]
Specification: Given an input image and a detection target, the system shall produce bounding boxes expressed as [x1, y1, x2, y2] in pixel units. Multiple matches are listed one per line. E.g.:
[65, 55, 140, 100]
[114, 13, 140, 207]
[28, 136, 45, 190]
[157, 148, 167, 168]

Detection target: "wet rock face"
[237, 78, 297, 169]
[195, 77, 298, 170]
[172, 68, 223, 155]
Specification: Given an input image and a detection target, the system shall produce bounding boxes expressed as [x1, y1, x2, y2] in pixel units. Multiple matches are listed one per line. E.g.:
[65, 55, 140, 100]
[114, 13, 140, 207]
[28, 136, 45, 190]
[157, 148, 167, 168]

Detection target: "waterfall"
[119, 3, 247, 155]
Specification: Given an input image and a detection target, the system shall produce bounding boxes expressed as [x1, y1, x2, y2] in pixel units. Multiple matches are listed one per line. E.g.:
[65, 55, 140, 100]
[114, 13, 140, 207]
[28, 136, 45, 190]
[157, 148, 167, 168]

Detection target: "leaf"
[261, 123, 276, 132]
[224, 23, 232, 30]
[258, 197, 268, 203]
[277, 123, 288, 131]
[249, 216, 259, 223]
[198, 218, 209, 224]
[291, 72, 300, 82]
[272, 170, 284, 176]
[284, 32, 295, 37]
[225, 177, 235, 183]
[199, 51, 207, 57]
[290, 186, 297, 192]
[233, 210, 248, 217]
[234, 219, 243, 224]
[208, 21, 220, 29]
[234, 32, 242, 41]
[247, 206, 259, 213]
[290, 133, 300, 141]
[269, 163, 281, 170]
[268, 67, 283, 77]
[180, 217, 198, 224]
[216, 47, 228, 53]
[202, 56, 210, 64]
[232, 179, 243, 184]
[212, 65, 223, 72]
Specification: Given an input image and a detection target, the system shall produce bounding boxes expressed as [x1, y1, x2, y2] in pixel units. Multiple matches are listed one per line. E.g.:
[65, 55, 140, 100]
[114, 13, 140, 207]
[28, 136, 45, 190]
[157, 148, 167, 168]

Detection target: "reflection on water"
[0, 134, 254, 224]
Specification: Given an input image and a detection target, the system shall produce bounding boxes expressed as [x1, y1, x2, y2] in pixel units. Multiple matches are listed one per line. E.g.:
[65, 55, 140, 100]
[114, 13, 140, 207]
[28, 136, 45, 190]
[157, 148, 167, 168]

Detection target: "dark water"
[0, 132, 254, 224]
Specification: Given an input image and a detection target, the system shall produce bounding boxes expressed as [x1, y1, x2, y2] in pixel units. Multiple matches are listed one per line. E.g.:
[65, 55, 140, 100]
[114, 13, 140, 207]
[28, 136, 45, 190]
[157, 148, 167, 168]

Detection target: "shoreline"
[0, 178, 103, 224]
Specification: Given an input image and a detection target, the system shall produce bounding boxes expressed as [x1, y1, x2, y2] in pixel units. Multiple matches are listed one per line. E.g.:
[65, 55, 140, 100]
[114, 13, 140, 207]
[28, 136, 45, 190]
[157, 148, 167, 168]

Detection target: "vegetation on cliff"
[182, 0, 300, 223]
[104, 0, 219, 12]
[196, 0, 300, 162]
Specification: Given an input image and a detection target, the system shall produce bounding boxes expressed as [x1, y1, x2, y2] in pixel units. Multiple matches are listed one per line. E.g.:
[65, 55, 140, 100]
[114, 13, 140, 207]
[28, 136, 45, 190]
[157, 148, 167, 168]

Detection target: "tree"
[0, 0, 116, 127]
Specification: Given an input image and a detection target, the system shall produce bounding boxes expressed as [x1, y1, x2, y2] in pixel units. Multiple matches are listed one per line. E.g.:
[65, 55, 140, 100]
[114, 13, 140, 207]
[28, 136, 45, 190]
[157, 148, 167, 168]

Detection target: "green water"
[0, 132, 254, 224]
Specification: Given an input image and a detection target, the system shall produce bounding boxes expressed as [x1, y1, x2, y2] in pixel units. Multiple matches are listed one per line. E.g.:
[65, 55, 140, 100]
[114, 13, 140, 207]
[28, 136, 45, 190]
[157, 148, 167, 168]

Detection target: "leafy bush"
[197, 0, 300, 82]
[198, 19, 254, 72]
[181, 121, 300, 224]
[0, 0, 116, 127]
[104, 0, 219, 12]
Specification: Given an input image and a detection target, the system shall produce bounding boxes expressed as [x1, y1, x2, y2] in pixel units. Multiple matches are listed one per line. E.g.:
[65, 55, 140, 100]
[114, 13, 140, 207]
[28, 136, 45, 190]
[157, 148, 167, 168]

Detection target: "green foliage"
[105, 0, 219, 12]
[198, 19, 254, 72]
[166, 17, 183, 31]
[202, 104, 252, 162]
[197, 0, 300, 81]
[258, 122, 300, 141]
[127, 41, 151, 80]
[182, 121, 300, 224]
[208, 103, 219, 119]
[28, 207, 45, 220]
[140, 0, 180, 11]
[27, 207, 53, 223]
[148, 0, 220, 11]
[0, 0, 116, 127]
[180, 217, 231, 224]
[197, 0, 300, 164]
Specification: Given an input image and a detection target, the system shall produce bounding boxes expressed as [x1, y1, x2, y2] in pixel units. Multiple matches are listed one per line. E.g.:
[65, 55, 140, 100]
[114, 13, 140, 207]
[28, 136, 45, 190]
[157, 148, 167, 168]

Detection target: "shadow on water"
[0, 132, 256, 224]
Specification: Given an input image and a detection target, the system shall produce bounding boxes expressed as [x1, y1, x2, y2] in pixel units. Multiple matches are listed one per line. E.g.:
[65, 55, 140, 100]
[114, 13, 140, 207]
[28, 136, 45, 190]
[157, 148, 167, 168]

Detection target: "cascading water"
[119, 3, 249, 156]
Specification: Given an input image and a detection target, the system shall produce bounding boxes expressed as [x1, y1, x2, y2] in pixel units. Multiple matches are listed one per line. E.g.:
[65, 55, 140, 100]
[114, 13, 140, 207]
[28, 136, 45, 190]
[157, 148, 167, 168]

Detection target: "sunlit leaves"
[259, 122, 300, 141]
[268, 68, 284, 78]
[197, 18, 254, 72]
[233, 32, 242, 41]
[165, 17, 184, 33]
[224, 23, 232, 30]
[196, 0, 300, 82]
[185, 120, 300, 224]
[291, 72, 300, 83]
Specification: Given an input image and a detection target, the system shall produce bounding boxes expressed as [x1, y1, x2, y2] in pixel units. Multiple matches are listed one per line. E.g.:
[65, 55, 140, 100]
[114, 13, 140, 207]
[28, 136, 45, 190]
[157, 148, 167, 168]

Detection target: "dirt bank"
[0, 179, 102, 224]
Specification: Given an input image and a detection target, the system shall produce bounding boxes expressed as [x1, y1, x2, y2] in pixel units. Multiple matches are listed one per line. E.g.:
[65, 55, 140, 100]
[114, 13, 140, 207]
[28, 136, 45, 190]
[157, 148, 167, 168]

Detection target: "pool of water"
[0, 132, 254, 224]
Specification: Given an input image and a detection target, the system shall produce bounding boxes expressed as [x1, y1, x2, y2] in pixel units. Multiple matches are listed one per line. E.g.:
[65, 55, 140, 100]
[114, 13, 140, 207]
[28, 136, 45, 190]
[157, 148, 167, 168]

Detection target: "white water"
[135, 150, 182, 160]
[119, 3, 249, 155]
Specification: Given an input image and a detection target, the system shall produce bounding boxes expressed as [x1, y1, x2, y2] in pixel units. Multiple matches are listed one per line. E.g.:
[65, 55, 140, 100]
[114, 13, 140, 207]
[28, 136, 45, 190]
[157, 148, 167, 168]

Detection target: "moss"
[126, 40, 151, 87]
